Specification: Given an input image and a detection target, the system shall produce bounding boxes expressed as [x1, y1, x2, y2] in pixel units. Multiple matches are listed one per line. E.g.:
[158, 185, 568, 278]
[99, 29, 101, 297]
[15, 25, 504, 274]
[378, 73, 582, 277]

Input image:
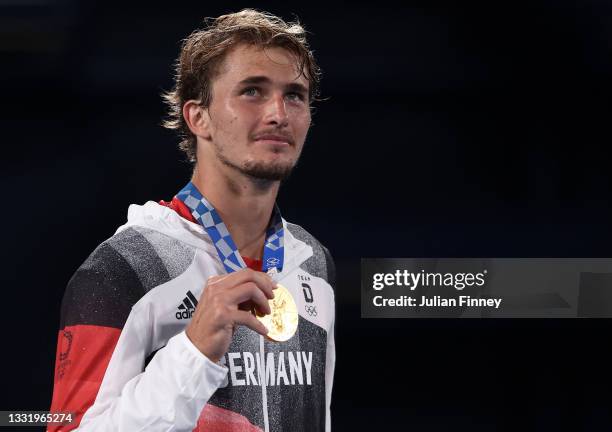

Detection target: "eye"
[286, 92, 306, 103]
[242, 87, 260, 97]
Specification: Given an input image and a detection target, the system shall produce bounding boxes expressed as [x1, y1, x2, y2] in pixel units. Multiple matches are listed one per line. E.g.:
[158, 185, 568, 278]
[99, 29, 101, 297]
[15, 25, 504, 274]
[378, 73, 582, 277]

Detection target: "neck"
[191, 165, 280, 261]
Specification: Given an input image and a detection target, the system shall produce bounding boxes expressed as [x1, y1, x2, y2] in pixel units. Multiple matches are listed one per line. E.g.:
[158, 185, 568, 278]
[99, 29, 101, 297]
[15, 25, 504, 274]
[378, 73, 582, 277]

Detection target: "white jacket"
[50, 201, 335, 432]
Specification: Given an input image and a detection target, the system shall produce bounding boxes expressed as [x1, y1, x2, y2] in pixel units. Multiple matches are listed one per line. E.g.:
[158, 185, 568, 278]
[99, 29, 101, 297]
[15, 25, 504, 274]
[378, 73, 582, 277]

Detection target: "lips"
[253, 134, 294, 146]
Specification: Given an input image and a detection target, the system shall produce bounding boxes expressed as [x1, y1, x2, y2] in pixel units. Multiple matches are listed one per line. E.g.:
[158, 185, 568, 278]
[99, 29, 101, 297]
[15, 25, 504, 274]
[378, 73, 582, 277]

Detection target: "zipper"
[259, 334, 269, 432]
[258, 234, 311, 432]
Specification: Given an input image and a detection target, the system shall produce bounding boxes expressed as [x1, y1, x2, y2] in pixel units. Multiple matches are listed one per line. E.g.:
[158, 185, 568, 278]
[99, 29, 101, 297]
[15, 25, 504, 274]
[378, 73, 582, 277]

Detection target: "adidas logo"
[175, 290, 199, 320]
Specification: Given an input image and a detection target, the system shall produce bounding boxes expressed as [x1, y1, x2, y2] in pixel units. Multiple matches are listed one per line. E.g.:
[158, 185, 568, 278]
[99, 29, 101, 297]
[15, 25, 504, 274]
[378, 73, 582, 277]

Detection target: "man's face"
[201, 44, 312, 181]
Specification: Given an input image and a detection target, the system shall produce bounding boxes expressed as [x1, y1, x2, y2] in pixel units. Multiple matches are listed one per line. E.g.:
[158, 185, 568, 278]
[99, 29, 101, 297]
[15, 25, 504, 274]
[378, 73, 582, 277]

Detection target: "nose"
[264, 93, 289, 127]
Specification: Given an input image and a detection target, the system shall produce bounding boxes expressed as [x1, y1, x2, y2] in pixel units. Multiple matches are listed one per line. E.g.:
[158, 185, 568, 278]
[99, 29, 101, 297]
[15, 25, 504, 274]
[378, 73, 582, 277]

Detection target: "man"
[49, 9, 335, 432]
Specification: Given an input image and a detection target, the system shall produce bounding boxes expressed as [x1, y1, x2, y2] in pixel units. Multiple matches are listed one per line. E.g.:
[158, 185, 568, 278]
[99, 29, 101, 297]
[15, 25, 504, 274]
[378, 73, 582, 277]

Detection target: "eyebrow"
[238, 76, 309, 95]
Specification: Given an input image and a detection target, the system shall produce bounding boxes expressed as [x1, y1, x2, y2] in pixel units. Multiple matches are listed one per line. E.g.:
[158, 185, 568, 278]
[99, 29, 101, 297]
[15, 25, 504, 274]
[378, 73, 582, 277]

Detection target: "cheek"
[224, 104, 261, 133]
[214, 110, 245, 139]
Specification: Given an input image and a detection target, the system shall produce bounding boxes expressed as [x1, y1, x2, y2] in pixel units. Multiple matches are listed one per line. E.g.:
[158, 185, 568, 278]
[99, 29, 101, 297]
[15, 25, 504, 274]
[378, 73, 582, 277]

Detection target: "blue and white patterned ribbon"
[176, 181, 284, 274]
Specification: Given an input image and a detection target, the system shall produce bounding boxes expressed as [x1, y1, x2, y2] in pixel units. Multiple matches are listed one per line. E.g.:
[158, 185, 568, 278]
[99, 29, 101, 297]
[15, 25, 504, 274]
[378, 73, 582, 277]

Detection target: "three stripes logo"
[176, 291, 199, 320]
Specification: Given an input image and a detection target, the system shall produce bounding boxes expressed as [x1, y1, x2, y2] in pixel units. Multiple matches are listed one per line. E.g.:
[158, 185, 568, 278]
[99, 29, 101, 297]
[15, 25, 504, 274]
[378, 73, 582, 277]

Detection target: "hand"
[185, 268, 276, 363]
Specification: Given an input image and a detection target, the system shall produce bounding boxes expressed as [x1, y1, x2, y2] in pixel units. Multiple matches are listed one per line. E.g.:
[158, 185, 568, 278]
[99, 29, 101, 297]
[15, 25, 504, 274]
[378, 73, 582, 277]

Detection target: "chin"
[241, 160, 296, 181]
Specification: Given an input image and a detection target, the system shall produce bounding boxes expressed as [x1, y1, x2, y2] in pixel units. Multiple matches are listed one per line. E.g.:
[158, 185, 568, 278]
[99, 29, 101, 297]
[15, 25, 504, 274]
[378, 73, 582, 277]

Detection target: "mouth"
[253, 134, 294, 147]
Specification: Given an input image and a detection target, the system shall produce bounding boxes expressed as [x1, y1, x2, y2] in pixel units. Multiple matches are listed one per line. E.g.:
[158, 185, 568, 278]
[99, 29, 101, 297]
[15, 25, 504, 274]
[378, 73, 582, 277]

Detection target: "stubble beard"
[214, 143, 299, 182]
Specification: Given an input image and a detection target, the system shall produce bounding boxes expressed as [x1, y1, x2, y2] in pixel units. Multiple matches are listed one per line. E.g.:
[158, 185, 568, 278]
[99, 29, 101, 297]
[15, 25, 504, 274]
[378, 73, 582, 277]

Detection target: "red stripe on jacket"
[48, 325, 121, 431]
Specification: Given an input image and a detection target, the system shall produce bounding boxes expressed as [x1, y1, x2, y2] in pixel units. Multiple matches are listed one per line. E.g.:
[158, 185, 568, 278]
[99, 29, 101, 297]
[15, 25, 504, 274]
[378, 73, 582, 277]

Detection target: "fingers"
[233, 310, 269, 336]
[207, 274, 230, 286]
[189, 269, 278, 361]
[228, 282, 271, 315]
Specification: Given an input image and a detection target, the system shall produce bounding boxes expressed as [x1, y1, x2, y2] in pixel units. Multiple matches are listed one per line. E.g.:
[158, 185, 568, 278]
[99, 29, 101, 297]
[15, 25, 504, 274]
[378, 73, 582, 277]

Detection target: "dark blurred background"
[2, 0, 612, 430]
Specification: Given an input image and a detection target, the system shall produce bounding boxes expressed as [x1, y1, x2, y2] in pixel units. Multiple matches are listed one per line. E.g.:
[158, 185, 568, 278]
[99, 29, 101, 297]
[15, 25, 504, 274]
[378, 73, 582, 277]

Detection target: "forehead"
[216, 44, 310, 89]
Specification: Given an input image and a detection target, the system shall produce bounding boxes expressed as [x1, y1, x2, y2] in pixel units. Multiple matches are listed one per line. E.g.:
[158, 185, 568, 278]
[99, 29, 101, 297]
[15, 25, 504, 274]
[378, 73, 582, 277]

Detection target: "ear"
[183, 100, 212, 140]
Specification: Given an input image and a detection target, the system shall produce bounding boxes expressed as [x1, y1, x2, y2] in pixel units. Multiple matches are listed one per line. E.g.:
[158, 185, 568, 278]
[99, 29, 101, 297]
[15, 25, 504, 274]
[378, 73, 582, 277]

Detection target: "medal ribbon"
[176, 182, 284, 274]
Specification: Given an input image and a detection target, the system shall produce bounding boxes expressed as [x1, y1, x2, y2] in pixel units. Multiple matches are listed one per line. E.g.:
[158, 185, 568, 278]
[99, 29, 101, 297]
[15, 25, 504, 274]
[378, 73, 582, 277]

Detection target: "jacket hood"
[115, 201, 313, 277]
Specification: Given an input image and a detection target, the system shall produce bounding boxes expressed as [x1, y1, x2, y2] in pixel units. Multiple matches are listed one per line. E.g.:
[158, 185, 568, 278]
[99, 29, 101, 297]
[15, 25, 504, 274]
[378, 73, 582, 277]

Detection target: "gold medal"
[256, 283, 298, 342]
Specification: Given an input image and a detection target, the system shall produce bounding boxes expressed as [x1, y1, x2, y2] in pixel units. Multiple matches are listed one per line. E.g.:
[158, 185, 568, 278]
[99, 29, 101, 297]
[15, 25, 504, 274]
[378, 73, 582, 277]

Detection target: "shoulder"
[285, 222, 336, 291]
[61, 226, 196, 329]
